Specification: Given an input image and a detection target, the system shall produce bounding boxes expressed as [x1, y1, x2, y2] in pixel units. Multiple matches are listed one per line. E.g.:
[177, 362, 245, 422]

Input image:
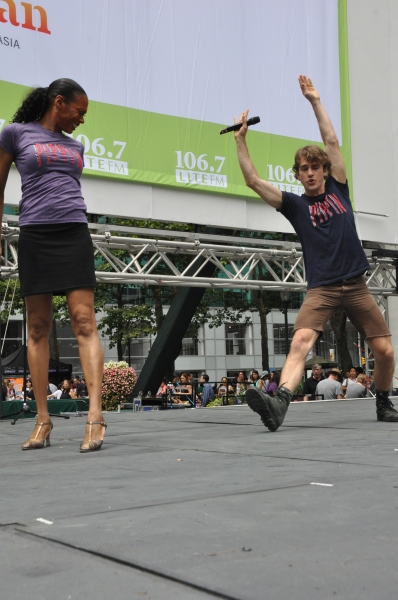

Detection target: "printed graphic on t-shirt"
[33, 143, 83, 169]
[309, 193, 347, 227]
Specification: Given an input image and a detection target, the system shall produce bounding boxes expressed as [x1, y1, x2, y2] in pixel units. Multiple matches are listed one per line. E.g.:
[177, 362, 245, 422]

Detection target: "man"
[234, 75, 395, 430]
[303, 364, 324, 401]
[198, 373, 214, 407]
[315, 369, 344, 400]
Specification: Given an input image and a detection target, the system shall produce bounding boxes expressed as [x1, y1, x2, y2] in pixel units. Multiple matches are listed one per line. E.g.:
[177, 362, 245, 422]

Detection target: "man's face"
[312, 367, 322, 380]
[296, 158, 328, 197]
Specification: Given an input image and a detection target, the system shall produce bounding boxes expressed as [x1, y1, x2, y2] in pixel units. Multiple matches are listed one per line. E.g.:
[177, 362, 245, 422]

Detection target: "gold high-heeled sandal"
[79, 420, 107, 453]
[22, 420, 53, 450]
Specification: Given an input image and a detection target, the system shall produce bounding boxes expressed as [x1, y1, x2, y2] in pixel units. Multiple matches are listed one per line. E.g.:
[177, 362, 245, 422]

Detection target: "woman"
[248, 370, 261, 388]
[24, 379, 35, 400]
[342, 367, 357, 394]
[217, 377, 235, 398]
[172, 373, 192, 404]
[47, 379, 77, 400]
[235, 371, 247, 403]
[266, 370, 281, 396]
[0, 78, 106, 452]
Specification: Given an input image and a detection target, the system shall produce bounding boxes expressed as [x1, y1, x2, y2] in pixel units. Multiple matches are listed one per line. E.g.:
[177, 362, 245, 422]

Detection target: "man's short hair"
[201, 374, 209, 382]
[293, 145, 331, 179]
[312, 364, 322, 370]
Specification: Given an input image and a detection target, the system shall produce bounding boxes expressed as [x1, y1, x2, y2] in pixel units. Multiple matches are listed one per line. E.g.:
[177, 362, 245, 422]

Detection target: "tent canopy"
[305, 355, 338, 369]
[2, 346, 72, 378]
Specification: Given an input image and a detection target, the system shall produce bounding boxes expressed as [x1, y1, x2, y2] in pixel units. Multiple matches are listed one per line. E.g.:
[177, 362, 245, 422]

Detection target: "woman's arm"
[0, 148, 13, 254]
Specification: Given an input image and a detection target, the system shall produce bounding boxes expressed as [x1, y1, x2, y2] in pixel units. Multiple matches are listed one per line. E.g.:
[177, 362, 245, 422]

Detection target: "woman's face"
[221, 378, 228, 386]
[252, 372, 259, 380]
[349, 368, 357, 378]
[62, 380, 71, 390]
[180, 375, 187, 384]
[238, 372, 245, 381]
[54, 93, 88, 134]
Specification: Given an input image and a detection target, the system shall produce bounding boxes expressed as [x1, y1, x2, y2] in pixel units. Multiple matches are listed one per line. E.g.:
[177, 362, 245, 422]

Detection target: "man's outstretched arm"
[234, 110, 282, 209]
[298, 75, 346, 183]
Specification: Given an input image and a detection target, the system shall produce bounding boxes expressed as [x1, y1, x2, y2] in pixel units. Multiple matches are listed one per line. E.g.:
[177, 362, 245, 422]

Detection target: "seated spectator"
[217, 377, 235, 399]
[24, 380, 35, 400]
[342, 367, 358, 394]
[47, 380, 58, 395]
[303, 364, 324, 401]
[172, 373, 192, 404]
[7, 382, 16, 399]
[79, 377, 88, 397]
[248, 370, 261, 387]
[73, 375, 86, 397]
[156, 379, 168, 396]
[266, 370, 281, 395]
[235, 371, 248, 401]
[257, 370, 269, 391]
[315, 369, 344, 400]
[199, 374, 215, 407]
[47, 379, 77, 400]
[345, 374, 368, 399]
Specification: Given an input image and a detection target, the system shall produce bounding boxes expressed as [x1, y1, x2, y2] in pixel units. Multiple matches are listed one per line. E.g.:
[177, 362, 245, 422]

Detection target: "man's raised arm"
[234, 110, 282, 209]
[298, 75, 346, 183]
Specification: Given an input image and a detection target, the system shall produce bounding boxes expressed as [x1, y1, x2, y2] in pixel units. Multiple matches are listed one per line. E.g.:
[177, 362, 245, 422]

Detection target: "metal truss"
[1, 222, 397, 312]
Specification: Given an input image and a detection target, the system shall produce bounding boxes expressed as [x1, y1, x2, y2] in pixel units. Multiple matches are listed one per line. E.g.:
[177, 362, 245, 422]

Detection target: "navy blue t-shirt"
[278, 177, 370, 289]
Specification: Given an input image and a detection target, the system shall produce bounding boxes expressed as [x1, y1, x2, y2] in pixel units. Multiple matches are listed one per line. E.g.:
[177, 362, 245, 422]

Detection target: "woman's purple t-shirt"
[0, 122, 87, 226]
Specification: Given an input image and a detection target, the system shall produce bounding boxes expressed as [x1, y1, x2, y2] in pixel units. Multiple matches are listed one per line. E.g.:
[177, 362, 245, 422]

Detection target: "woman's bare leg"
[66, 288, 104, 443]
[24, 294, 53, 439]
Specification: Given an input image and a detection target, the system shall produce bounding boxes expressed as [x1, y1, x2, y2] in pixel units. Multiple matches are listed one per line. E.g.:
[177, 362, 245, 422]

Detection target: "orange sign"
[0, 1, 50, 34]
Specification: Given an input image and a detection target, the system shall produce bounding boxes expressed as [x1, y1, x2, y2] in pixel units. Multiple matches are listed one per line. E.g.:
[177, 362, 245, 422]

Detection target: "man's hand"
[233, 109, 249, 140]
[298, 75, 320, 104]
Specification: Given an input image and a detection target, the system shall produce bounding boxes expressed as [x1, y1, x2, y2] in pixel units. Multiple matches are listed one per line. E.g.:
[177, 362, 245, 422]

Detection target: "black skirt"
[18, 223, 96, 297]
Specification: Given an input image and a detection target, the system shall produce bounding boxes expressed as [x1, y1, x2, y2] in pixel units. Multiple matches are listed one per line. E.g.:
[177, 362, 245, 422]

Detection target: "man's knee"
[289, 328, 319, 356]
[370, 337, 394, 364]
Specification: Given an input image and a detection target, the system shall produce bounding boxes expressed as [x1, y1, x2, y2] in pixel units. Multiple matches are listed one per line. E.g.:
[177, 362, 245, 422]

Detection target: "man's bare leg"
[280, 328, 320, 392]
[246, 328, 319, 431]
[367, 335, 398, 421]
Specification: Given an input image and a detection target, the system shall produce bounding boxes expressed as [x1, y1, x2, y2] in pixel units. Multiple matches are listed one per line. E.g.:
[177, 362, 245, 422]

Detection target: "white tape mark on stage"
[36, 518, 53, 525]
[310, 482, 334, 487]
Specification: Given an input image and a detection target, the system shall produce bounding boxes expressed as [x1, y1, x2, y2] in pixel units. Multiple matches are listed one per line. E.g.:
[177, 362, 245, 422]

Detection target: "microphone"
[219, 116, 260, 135]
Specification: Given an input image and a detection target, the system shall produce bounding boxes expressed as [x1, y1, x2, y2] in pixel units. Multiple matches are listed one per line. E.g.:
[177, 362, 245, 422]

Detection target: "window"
[180, 324, 202, 356]
[1, 320, 23, 358]
[225, 323, 249, 355]
[273, 324, 294, 355]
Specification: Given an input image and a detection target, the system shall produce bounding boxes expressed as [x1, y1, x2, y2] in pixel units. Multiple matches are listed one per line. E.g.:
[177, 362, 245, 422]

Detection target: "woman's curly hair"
[12, 78, 86, 124]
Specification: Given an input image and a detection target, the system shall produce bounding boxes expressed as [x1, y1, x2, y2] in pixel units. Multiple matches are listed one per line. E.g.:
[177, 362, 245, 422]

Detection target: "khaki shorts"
[294, 275, 391, 340]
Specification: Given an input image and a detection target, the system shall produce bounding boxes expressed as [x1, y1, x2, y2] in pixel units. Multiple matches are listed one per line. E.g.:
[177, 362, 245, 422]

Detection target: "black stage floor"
[1, 398, 398, 600]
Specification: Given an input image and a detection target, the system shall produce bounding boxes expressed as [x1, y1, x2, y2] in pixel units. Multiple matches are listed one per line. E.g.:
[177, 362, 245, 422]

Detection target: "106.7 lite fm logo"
[175, 150, 227, 188]
[73, 134, 128, 176]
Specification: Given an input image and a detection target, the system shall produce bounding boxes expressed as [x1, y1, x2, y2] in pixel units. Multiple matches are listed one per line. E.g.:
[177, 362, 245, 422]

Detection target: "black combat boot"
[375, 391, 398, 422]
[246, 386, 293, 431]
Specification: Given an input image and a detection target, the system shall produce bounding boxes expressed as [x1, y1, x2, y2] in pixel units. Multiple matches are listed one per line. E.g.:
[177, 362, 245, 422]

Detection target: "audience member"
[345, 373, 368, 399]
[172, 373, 192, 404]
[235, 371, 248, 400]
[199, 374, 215, 407]
[248, 370, 261, 387]
[217, 377, 235, 399]
[342, 367, 358, 394]
[266, 370, 281, 396]
[315, 369, 344, 400]
[257, 371, 269, 391]
[303, 364, 324, 401]
[47, 380, 77, 400]
[156, 379, 168, 396]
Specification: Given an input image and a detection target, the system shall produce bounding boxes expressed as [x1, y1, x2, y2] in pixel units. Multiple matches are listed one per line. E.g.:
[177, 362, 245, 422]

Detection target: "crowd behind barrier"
[1, 366, 374, 410]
